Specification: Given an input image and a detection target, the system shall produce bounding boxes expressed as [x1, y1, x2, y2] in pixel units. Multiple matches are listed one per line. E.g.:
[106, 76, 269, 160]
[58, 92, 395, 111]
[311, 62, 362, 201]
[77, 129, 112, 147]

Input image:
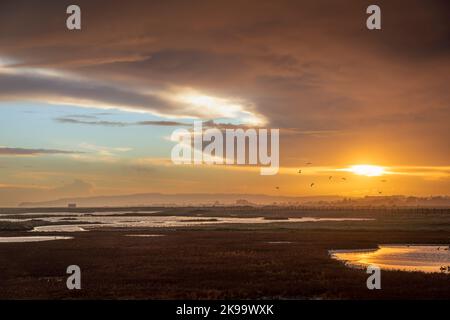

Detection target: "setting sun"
[347, 165, 385, 177]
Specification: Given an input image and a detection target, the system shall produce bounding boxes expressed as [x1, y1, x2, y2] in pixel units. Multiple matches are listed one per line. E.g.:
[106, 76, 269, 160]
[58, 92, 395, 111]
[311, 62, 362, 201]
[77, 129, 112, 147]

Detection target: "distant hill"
[19, 193, 342, 207]
[18, 193, 450, 208]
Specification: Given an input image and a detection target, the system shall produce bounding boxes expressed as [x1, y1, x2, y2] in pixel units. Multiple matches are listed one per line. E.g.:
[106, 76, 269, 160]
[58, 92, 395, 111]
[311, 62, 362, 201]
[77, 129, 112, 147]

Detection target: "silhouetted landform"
[18, 193, 450, 208]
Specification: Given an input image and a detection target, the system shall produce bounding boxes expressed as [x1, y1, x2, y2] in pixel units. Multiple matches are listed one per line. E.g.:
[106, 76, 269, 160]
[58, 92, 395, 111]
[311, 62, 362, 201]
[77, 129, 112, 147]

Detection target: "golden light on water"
[347, 165, 386, 177]
[330, 245, 449, 273]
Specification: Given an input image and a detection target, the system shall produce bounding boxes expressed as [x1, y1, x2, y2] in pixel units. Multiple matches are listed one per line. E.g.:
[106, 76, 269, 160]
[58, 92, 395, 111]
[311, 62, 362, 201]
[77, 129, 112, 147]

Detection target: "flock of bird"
[275, 162, 387, 194]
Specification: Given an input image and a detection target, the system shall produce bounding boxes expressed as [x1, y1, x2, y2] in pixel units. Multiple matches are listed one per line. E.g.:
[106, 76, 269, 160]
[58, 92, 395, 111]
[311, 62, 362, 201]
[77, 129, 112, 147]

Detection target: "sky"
[0, 0, 449, 206]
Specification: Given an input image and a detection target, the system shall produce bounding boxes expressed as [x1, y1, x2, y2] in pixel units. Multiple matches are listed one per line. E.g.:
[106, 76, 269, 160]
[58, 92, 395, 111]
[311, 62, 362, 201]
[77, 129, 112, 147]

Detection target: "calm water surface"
[330, 245, 450, 273]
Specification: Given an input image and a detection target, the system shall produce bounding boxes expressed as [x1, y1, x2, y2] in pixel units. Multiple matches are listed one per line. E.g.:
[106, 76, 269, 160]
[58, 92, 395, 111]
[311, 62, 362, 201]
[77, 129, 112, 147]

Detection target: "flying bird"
[306, 162, 312, 165]
[341, 177, 347, 181]
[329, 176, 332, 180]
[275, 186, 280, 190]
[298, 169, 302, 174]
[310, 183, 315, 187]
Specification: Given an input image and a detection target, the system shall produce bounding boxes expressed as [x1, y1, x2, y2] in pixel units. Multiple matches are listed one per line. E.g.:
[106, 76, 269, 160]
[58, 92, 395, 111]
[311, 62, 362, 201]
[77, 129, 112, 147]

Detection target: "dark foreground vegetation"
[0, 207, 449, 299]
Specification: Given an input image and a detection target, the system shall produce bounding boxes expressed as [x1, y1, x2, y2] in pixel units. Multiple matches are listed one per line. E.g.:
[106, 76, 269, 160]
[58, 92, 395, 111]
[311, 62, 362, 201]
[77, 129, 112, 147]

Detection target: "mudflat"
[0, 207, 449, 299]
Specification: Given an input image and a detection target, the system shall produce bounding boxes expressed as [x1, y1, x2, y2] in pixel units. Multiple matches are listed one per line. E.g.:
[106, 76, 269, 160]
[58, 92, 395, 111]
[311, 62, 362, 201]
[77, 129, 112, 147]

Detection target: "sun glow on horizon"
[347, 165, 386, 177]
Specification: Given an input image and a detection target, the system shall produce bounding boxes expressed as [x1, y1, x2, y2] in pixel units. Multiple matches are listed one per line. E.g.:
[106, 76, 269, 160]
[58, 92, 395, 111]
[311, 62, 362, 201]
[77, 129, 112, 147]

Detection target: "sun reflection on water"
[330, 245, 450, 273]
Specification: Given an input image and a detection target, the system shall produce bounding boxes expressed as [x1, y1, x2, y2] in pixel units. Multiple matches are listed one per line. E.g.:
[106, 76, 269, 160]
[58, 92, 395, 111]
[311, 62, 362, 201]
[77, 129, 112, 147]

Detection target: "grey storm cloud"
[0, 0, 448, 165]
[0, 147, 84, 155]
[54, 116, 189, 127]
[54, 116, 260, 129]
[0, 71, 187, 117]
